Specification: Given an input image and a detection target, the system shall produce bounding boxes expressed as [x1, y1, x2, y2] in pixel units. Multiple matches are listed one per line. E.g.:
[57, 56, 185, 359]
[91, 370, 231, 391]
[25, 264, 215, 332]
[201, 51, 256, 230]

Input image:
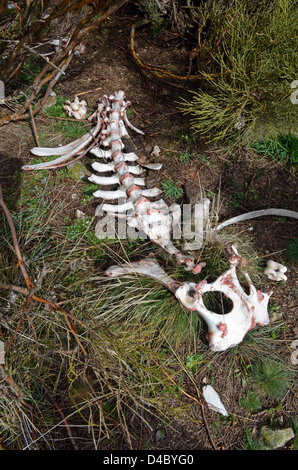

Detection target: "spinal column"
[89, 90, 204, 273]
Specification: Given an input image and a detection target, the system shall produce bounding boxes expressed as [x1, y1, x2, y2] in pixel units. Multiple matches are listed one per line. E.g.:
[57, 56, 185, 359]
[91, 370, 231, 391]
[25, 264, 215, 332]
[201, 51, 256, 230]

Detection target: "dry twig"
[0, 0, 129, 127]
[0, 183, 87, 355]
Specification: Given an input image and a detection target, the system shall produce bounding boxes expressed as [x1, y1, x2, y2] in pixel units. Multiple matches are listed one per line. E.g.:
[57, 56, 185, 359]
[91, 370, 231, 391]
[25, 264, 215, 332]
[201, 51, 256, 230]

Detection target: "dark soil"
[0, 4, 297, 451]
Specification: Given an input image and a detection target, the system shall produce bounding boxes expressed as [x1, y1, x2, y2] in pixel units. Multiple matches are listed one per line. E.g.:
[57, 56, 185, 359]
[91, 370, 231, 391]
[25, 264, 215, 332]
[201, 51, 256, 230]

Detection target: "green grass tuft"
[250, 359, 292, 399]
[286, 238, 298, 262]
[161, 178, 183, 199]
[243, 429, 266, 450]
[240, 391, 262, 414]
[252, 134, 298, 167]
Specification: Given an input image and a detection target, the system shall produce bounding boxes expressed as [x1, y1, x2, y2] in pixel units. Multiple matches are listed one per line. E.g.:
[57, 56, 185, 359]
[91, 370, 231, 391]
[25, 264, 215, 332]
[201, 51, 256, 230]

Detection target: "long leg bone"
[106, 257, 180, 292]
[216, 208, 298, 231]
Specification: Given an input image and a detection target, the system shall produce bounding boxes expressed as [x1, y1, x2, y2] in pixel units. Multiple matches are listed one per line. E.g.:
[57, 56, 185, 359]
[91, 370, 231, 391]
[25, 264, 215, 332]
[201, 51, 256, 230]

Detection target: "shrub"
[179, 0, 298, 149]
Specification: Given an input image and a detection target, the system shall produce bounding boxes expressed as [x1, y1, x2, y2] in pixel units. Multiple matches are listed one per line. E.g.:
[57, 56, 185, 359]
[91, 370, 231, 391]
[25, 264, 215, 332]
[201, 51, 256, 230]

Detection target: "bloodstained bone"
[106, 245, 272, 352]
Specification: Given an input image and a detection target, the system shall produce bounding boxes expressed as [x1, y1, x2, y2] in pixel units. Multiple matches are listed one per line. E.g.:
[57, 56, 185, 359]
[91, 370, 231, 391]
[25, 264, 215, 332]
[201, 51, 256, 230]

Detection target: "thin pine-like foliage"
[179, 0, 298, 149]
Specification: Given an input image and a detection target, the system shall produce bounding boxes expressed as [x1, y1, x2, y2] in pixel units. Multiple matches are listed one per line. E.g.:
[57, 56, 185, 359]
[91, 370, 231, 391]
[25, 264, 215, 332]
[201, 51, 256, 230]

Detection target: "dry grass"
[0, 157, 293, 450]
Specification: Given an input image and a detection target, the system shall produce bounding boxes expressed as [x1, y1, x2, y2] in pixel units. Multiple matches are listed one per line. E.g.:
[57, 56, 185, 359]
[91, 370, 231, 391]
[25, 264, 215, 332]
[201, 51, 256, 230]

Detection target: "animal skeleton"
[22, 90, 298, 351]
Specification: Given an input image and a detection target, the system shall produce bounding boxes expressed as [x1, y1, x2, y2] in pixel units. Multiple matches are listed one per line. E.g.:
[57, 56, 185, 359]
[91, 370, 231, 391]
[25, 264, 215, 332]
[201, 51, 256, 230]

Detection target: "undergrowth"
[0, 172, 191, 449]
[179, 0, 298, 150]
[42, 95, 92, 142]
[0, 159, 293, 450]
[252, 134, 298, 167]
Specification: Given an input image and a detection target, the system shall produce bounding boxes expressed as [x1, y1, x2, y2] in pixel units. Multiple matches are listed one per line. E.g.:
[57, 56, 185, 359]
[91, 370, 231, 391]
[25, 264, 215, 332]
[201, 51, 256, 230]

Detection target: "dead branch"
[43, 385, 79, 450]
[0, 283, 88, 331]
[130, 20, 222, 84]
[0, 0, 129, 127]
[0, 185, 33, 290]
[0, 183, 88, 355]
[151, 358, 218, 450]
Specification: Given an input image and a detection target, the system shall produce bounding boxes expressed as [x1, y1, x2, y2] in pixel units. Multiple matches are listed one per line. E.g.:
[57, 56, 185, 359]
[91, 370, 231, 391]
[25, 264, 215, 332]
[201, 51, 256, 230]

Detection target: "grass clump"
[0, 169, 199, 449]
[161, 178, 183, 199]
[179, 0, 298, 150]
[243, 429, 266, 450]
[250, 359, 292, 399]
[240, 391, 262, 414]
[252, 134, 298, 167]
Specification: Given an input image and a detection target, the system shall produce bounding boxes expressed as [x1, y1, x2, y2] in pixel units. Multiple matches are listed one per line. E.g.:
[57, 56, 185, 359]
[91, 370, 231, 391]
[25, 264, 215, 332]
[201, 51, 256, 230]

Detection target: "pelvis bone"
[106, 244, 272, 352]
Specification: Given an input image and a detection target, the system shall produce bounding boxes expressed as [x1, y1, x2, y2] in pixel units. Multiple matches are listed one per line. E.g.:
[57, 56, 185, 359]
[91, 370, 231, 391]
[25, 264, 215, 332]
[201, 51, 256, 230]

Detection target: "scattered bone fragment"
[74, 44, 86, 56]
[50, 37, 69, 53]
[50, 37, 85, 57]
[151, 145, 161, 157]
[215, 208, 298, 232]
[202, 385, 228, 416]
[264, 260, 287, 281]
[76, 209, 86, 219]
[106, 258, 180, 291]
[63, 97, 87, 120]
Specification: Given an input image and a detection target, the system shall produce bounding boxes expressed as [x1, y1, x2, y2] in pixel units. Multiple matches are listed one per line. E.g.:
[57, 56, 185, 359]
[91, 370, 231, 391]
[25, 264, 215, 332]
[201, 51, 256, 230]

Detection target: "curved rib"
[216, 208, 298, 231]
[22, 119, 102, 171]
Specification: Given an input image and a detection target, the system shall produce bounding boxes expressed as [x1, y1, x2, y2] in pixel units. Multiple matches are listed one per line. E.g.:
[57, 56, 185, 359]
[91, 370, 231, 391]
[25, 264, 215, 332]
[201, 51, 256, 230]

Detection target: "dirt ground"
[0, 4, 297, 451]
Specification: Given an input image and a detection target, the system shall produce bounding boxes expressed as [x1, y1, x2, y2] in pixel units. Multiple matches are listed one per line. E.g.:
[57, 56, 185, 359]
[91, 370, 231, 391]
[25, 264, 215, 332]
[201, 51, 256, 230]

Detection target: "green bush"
[179, 0, 298, 149]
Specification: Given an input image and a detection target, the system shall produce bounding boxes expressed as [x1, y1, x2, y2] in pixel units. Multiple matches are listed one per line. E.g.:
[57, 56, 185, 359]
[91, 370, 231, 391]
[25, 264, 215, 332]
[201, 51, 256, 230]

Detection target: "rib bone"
[22, 117, 102, 170]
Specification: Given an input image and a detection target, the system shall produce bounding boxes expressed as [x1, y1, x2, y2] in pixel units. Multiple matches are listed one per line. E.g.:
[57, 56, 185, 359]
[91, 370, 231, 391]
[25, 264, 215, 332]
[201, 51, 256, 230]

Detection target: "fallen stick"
[0, 282, 88, 355]
[0, 184, 33, 289]
[29, 104, 40, 147]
